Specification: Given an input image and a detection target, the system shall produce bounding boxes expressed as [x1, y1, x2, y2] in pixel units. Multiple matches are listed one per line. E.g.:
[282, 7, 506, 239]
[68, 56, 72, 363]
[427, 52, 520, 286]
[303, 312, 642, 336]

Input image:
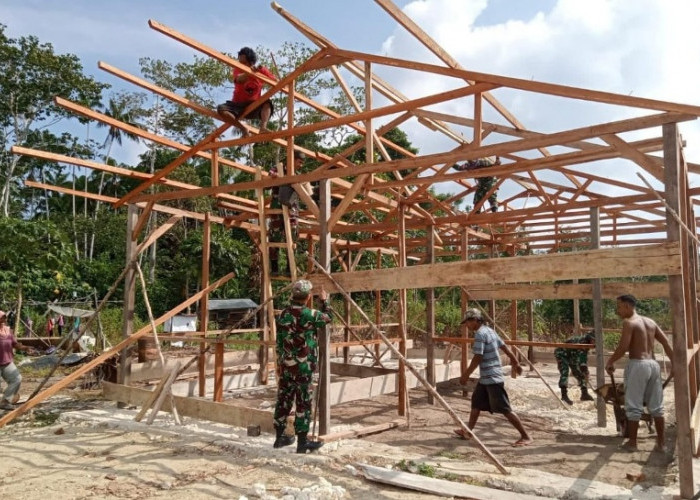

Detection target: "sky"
[3, 0, 700, 206]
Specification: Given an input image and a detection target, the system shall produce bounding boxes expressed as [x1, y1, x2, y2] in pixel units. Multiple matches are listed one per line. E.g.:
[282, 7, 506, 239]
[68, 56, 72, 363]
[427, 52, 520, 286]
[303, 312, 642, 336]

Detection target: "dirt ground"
[0, 363, 689, 499]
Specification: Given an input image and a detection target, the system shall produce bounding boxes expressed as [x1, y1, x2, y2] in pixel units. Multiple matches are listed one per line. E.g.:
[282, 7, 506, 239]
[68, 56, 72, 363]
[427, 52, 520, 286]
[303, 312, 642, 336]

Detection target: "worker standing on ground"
[555, 331, 596, 405]
[455, 308, 532, 447]
[217, 46, 276, 133]
[0, 310, 33, 410]
[606, 294, 673, 451]
[273, 280, 331, 453]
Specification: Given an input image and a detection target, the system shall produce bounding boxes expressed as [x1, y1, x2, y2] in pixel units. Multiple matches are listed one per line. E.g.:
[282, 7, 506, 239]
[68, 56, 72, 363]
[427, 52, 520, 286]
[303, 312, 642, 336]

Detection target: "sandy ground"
[0, 363, 695, 500]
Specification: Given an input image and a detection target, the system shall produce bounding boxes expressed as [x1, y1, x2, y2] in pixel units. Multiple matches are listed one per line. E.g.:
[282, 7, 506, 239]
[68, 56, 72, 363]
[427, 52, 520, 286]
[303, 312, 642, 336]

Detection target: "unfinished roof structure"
[8, 1, 700, 497]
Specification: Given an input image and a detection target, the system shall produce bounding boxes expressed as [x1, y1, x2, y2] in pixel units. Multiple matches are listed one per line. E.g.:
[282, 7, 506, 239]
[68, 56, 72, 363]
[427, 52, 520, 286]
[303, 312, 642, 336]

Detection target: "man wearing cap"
[455, 308, 532, 447]
[555, 331, 596, 405]
[0, 310, 33, 410]
[268, 152, 304, 277]
[273, 279, 332, 453]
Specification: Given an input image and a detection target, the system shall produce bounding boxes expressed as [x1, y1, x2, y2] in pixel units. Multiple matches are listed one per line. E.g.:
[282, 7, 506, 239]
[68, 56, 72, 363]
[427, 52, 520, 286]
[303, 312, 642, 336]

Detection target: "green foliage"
[99, 306, 148, 347]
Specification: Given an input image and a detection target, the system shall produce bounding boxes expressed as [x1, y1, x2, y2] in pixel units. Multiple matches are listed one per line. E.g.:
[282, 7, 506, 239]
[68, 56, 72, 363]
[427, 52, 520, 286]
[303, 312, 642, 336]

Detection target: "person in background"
[555, 331, 596, 404]
[0, 310, 33, 410]
[273, 280, 331, 453]
[217, 46, 276, 133]
[57, 314, 65, 336]
[46, 316, 55, 337]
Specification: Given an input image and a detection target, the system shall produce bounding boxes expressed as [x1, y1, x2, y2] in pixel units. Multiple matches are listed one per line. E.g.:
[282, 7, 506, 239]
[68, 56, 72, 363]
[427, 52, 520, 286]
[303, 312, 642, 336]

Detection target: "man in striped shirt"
[455, 308, 532, 447]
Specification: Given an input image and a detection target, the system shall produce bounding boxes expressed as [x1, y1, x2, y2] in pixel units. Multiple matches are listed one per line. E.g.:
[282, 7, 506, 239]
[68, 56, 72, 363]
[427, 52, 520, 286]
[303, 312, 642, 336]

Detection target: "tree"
[0, 24, 106, 217]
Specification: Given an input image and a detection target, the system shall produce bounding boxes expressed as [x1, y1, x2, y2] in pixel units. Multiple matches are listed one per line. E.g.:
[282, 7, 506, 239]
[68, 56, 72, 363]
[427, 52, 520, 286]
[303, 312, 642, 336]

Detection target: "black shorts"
[471, 382, 512, 414]
[217, 99, 274, 120]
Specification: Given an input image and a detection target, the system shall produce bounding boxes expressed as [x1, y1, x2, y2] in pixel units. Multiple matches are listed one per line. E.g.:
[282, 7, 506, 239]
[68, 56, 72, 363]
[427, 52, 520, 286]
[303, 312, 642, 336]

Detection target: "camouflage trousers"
[273, 367, 314, 433]
[474, 177, 498, 212]
[555, 348, 589, 389]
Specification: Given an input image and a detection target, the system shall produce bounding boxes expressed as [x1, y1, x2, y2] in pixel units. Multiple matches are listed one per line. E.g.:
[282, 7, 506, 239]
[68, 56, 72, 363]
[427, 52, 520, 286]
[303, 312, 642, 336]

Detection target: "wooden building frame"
[9, 1, 700, 496]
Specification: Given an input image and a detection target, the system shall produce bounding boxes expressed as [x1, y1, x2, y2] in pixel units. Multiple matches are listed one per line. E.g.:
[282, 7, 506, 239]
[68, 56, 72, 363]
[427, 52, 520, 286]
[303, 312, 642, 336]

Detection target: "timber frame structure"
[10, 1, 700, 497]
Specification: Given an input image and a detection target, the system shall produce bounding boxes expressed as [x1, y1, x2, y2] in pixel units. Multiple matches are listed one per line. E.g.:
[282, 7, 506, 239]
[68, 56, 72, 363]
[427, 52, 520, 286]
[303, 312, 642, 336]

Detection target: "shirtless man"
[606, 294, 673, 451]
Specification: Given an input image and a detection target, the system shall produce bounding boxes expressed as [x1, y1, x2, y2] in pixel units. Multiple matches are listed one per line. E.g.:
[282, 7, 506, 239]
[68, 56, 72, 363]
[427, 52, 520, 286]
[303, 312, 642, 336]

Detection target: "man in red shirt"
[217, 47, 276, 133]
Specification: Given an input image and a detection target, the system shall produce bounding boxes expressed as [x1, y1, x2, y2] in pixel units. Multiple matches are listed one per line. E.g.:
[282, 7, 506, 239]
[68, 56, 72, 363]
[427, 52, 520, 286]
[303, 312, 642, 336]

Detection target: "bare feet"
[219, 111, 249, 136]
[512, 437, 532, 447]
[653, 443, 665, 453]
[453, 428, 471, 440]
[619, 441, 637, 452]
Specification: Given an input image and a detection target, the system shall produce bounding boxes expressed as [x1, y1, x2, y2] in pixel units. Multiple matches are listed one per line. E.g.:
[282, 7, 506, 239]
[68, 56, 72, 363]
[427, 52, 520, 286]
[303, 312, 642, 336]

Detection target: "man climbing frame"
[453, 157, 501, 213]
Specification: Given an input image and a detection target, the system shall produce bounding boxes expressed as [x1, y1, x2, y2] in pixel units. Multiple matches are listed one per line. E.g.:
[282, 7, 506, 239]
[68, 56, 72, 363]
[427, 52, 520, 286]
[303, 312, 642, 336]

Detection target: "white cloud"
[377, 0, 700, 203]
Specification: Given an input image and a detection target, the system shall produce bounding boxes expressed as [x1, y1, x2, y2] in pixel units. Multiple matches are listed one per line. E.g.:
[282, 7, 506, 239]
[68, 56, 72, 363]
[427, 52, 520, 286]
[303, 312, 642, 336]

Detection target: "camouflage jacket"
[276, 301, 331, 375]
[555, 334, 594, 365]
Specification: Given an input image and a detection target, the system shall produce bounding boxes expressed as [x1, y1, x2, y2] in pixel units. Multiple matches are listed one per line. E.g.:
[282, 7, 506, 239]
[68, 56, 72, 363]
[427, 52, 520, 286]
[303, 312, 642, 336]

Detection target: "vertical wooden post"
[460, 230, 469, 395]
[526, 299, 535, 365]
[211, 142, 219, 187]
[590, 207, 606, 427]
[509, 247, 518, 376]
[318, 178, 332, 435]
[119, 204, 138, 391]
[198, 212, 211, 398]
[473, 93, 482, 146]
[573, 279, 581, 335]
[213, 342, 224, 402]
[257, 166, 273, 385]
[663, 123, 693, 498]
[426, 225, 436, 405]
[343, 246, 351, 364]
[397, 202, 407, 416]
[488, 245, 496, 326]
[375, 249, 382, 363]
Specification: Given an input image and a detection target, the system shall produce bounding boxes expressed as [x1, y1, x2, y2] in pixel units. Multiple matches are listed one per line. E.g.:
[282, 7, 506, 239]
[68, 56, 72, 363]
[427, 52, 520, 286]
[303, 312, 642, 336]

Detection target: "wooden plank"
[214, 343, 224, 402]
[318, 419, 403, 443]
[146, 363, 181, 425]
[103, 382, 282, 433]
[0, 272, 234, 428]
[309, 243, 680, 293]
[24, 180, 234, 227]
[359, 464, 543, 500]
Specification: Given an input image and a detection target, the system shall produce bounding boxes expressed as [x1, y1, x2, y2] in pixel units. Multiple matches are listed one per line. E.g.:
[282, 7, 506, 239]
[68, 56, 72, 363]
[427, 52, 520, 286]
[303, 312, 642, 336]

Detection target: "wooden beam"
[103, 382, 281, 433]
[309, 243, 681, 293]
[127, 112, 695, 205]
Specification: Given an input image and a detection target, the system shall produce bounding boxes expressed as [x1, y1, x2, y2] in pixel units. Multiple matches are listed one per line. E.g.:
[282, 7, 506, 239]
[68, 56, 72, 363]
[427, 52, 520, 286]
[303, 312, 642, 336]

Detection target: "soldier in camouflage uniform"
[268, 152, 304, 276]
[273, 279, 332, 453]
[555, 332, 596, 404]
[453, 157, 500, 213]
